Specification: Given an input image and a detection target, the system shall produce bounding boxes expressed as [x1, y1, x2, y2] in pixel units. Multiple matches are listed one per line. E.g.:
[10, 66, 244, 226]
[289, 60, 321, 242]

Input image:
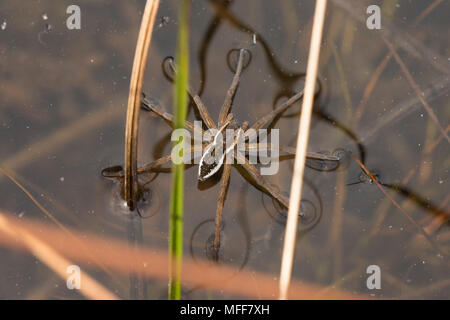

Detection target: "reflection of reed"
[0, 214, 118, 300]
[0, 104, 124, 182]
[0, 213, 366, 299]
[127, 213, 147, 299]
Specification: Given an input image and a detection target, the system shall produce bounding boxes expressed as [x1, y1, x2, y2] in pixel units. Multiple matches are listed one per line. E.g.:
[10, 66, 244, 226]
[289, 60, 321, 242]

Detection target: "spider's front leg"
[218, 48, 247, 126]
[165, 58, 216, 129]
[138, 144, 202, 175]
[248, 88, 305, 133]
[141, 95, 201, 135]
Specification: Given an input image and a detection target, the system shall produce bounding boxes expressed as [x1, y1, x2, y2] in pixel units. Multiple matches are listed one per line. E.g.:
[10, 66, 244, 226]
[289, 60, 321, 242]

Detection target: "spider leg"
[167, 59, 216, 129]
[248, 89, 304, 134]
[141, 96, 201, 135]
[209, 123, 247, 259]
[218, 48, 246, 126]
[235, 151, 290, 209]
[138, 154, 172, 174]
[192, 95, 216, 130]
[213, 163, 231, 261]
[246, 143, 340, 161]
[137, 145, 201, 174]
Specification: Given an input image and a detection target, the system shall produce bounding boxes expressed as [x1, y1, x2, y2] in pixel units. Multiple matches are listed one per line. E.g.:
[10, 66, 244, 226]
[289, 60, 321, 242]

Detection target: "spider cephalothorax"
[197, 115, 249, 182]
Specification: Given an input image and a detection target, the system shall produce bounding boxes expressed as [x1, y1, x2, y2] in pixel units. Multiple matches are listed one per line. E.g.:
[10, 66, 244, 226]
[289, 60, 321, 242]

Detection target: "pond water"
[0, 0, 449, 299]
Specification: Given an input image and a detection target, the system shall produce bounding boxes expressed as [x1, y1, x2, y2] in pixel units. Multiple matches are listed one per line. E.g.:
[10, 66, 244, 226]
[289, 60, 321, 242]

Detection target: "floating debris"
[360, 171, 377, 184]
[1, 21, 6, 30]
[157, 16, 170, 28]
[38, 23, 52, 45]
[42, 13, 48, 21]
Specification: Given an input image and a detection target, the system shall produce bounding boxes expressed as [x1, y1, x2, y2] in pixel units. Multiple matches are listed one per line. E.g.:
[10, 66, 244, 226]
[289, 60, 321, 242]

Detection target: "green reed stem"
[169, 0, 189, 300]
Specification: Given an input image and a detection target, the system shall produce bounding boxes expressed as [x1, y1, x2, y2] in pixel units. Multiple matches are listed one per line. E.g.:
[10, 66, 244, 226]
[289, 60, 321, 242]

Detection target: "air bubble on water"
[1, 21, 6, 30]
